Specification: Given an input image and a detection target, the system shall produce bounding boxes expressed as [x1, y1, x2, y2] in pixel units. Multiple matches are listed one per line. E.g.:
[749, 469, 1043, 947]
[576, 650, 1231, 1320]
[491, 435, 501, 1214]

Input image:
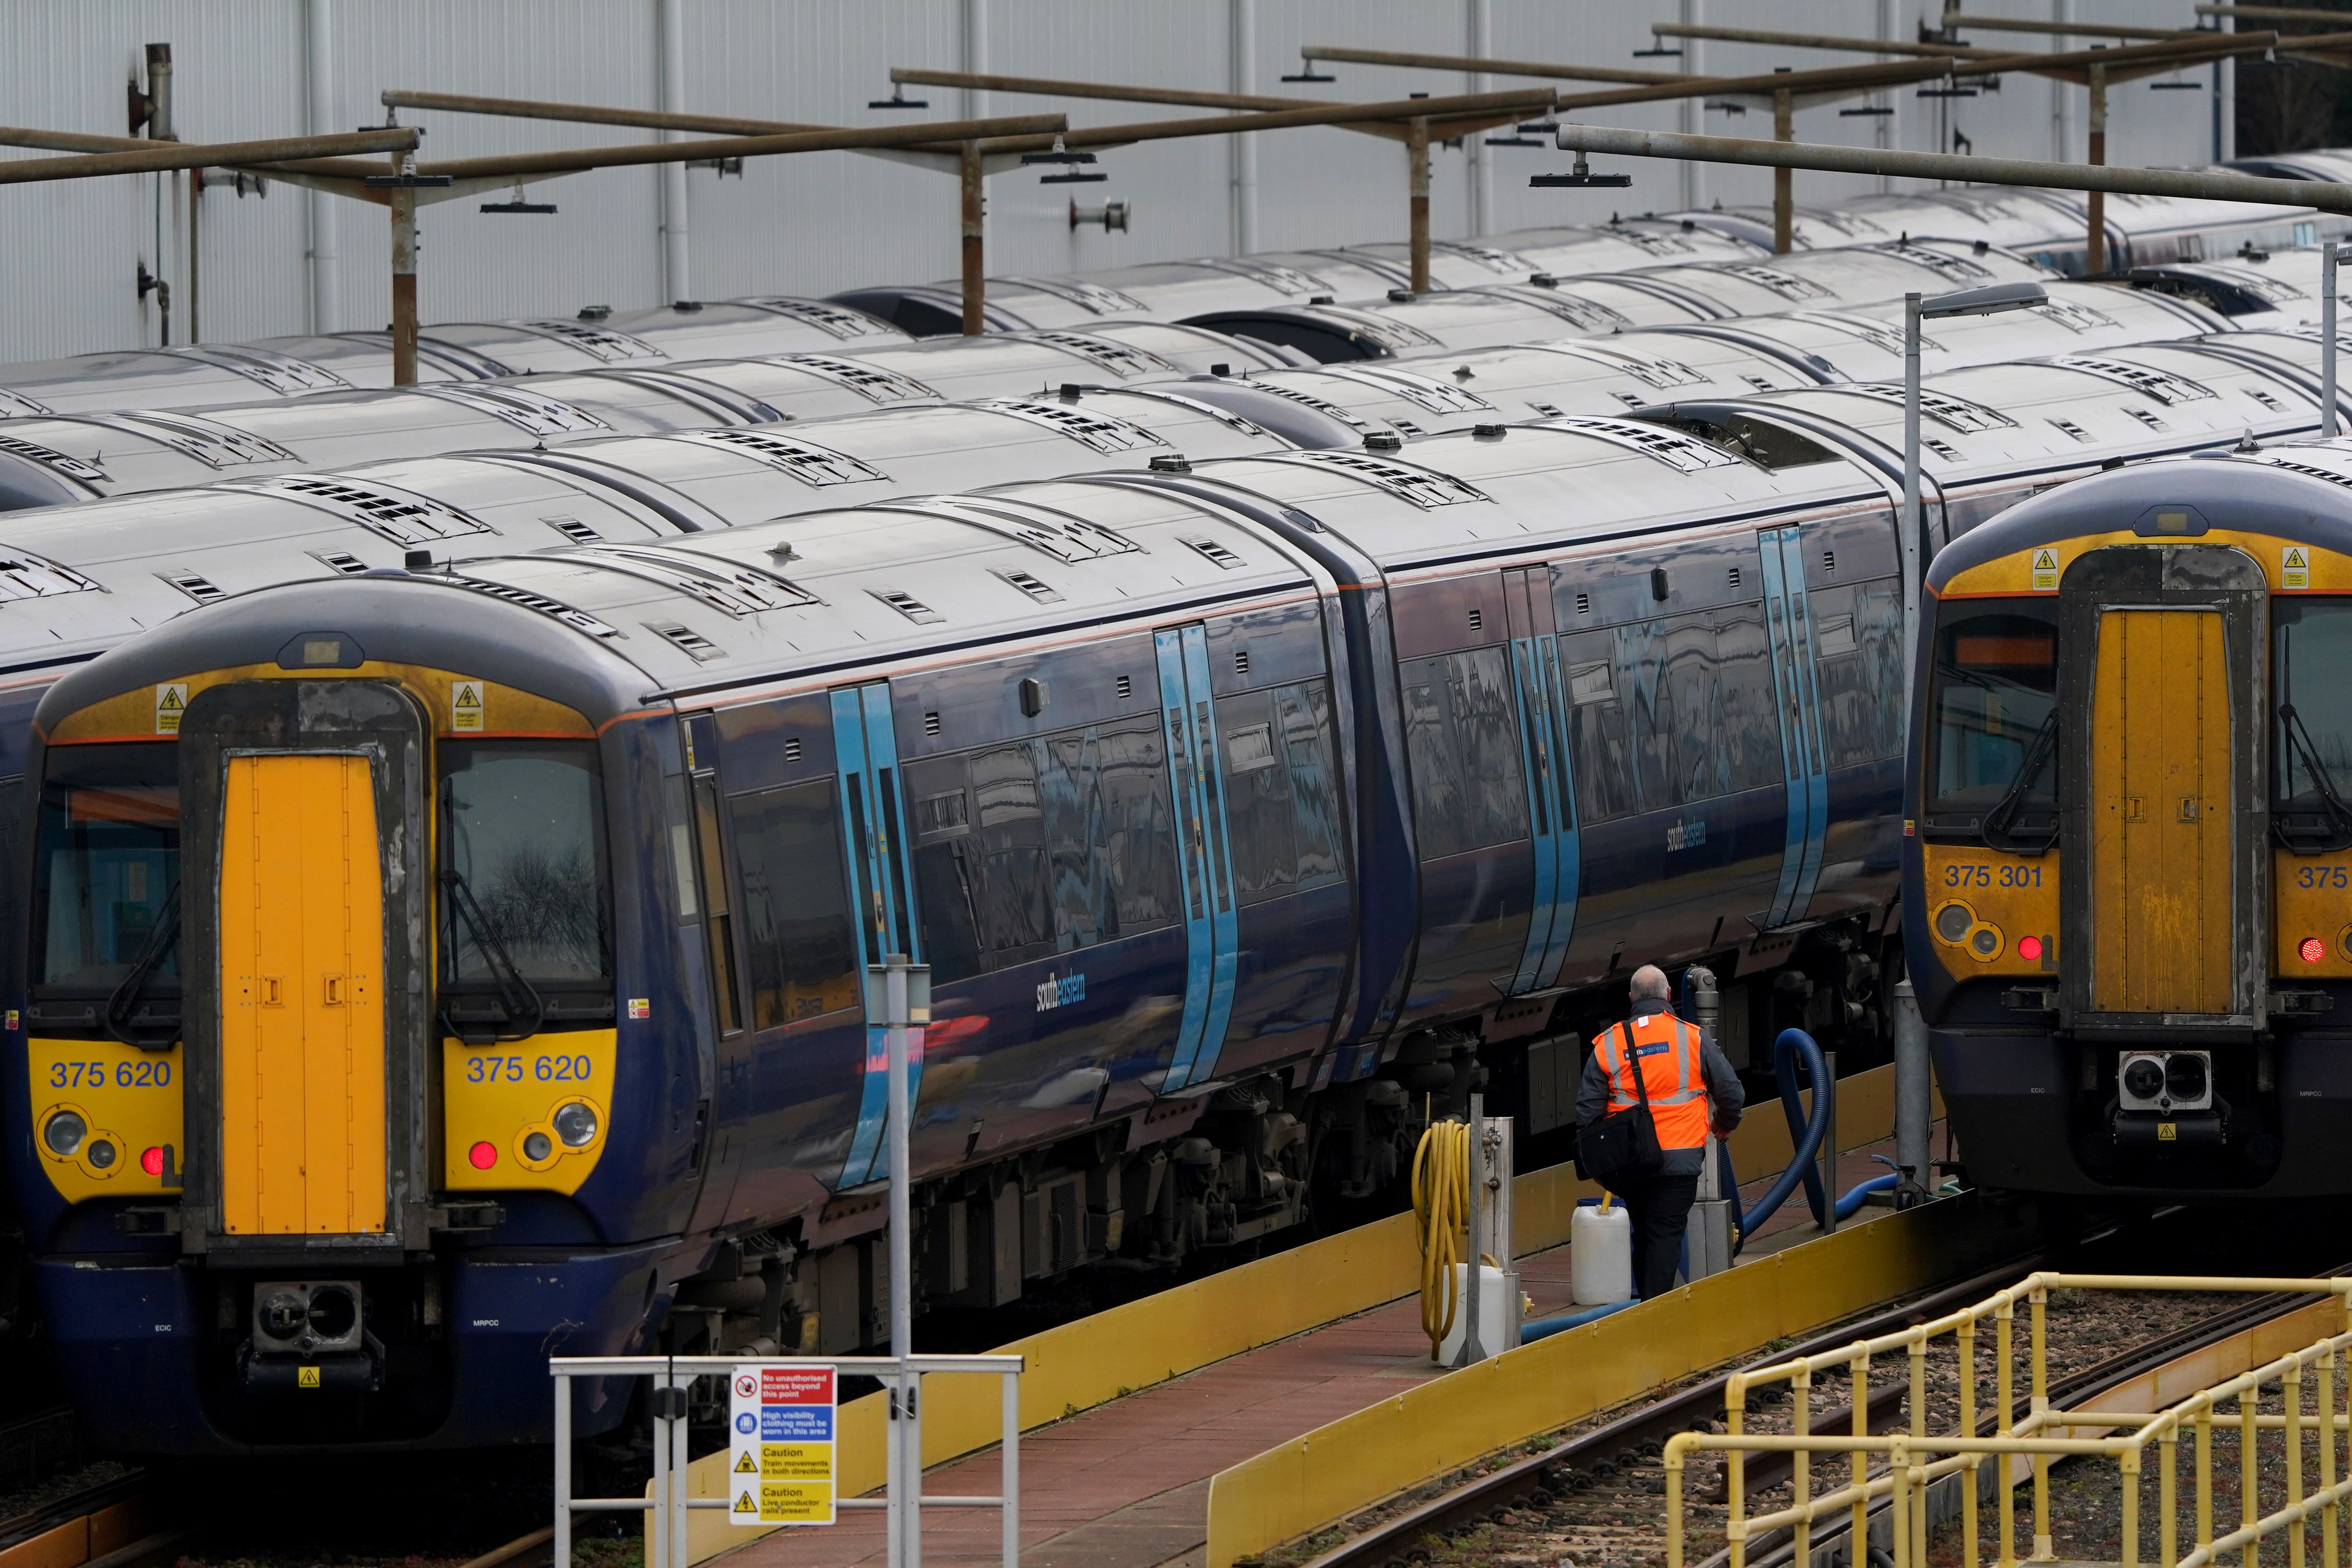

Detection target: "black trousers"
[1618, 1172, 1702, 1300]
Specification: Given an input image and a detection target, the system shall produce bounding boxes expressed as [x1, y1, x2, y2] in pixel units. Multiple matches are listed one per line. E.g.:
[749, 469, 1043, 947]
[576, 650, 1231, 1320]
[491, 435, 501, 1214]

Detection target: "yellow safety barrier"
[675, 1062, 1920, 1564]
[1666, 1273, 2352, 1568]
[1203, 1189, 2028, 1568]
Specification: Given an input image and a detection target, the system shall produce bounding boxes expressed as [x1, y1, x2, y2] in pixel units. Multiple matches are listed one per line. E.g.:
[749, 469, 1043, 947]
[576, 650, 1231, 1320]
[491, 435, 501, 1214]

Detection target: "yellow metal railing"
[1664, 1273, 2352, 1568]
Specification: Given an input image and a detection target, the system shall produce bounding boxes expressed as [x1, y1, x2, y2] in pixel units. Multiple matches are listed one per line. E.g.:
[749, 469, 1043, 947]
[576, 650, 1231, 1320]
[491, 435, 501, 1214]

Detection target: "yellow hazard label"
[2158, 1122, 2178, 1142]
[155, 683, 187, 735]
[297, 1365, 321, 1388]
[2030, 547, 2059, 592]
[761, 1442, 832, 1480]
[734, 1450, 757, 1473]
[451, 680, 484, 732]
[733, 1489, 757, 1514]
[2284, 546, 2311, 591]
[758, 1481, 833, 1524]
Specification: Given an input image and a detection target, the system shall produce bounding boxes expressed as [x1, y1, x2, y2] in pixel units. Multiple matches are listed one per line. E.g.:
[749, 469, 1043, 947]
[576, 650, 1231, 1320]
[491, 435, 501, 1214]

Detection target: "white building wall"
[0, 0, 2229, 360]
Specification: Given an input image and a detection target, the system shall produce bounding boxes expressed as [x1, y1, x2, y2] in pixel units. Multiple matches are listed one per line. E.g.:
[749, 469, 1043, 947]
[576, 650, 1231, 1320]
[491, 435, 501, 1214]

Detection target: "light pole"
[1903, 280, 2047, 714]
[2325, 240, 2340, 440]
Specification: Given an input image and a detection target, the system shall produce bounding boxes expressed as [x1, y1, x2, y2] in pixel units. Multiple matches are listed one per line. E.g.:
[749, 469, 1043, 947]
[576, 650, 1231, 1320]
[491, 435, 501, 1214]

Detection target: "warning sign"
[155, 683, 187, 734]
[729, 1363, 836, 1526]
[2284, 545, 2311, 591]
[297, 1365, 321, 1388]
[2029, 548, 2060, 592]
[451, 680, 485, 732]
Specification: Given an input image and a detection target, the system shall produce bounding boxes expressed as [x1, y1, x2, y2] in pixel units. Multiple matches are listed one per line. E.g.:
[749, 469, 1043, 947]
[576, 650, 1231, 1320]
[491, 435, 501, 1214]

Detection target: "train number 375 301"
[465, 1054, 594, 1084]
[1944, 863, 2043, 888]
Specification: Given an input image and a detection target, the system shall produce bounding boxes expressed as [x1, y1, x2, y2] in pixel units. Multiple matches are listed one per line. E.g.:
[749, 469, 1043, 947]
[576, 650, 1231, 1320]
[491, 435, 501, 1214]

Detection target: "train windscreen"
[436, 740, 612, 1002]
[2273, 599, 2352, 850]
[32, 743, 180, 998]
[1924, 603, 2059, 840]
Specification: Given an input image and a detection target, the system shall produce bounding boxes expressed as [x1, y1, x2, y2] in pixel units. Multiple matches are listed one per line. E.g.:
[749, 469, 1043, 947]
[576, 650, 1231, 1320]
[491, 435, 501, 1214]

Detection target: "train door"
[831, 682, 925, 1189]
[2088, 609, 2233, 1012]
[218, 753, 387, 1234]
[1759, 525, 1830, 927]
[1502, 565, 1578, 993]
[1157, 624, 1240, 1091]
[2059, 543, 2267, 1026]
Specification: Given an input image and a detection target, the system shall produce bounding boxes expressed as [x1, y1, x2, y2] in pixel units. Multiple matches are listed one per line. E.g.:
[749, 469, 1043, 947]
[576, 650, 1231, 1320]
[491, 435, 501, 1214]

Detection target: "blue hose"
[1520, 1297, 1635, 1343]
[1719, 1028, 1900, 1254]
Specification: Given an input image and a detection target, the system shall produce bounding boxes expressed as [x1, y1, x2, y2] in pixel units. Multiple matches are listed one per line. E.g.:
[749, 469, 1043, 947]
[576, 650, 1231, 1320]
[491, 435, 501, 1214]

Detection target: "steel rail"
[1548, 123, 2352, 213]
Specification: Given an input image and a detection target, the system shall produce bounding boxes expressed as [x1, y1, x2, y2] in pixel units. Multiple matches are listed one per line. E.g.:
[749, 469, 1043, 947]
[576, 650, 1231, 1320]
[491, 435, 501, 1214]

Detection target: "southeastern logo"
[1035, 972, 1085, 1012]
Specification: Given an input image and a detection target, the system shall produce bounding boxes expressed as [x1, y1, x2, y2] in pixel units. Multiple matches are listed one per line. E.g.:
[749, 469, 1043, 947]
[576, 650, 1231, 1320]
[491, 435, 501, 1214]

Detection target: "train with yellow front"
[1909, 441, 2352, 1198]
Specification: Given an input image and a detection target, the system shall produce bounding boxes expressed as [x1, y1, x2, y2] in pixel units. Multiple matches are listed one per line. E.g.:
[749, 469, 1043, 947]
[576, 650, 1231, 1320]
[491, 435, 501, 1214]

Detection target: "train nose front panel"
[217, 752, 387, 1235]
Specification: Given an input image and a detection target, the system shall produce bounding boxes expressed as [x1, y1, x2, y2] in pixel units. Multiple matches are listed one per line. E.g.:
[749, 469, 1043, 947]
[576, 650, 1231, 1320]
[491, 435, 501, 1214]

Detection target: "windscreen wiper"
[103, 887, 182, 1048]
[440, 869, 546, 1043]
[2276, 699, 2352, 854]
[1980, 710, 2059, 854]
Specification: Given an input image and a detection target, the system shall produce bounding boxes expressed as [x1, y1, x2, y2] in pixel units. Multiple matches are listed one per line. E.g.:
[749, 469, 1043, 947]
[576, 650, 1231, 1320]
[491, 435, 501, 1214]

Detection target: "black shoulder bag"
[1577, 1022, 1665, 1192]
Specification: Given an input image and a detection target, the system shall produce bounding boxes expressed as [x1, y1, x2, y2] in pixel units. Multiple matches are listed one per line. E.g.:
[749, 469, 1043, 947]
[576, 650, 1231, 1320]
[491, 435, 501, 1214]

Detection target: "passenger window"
[1277, 683, 1346, 890]
[1712, 604, 1786, 795]
[907, 723, 1179, 979]
[1401, 648, 1530, 860]
[1809, 580, 1906, 770]
[1217, 690, 1298, 904]
[728, 781, 859, 1028]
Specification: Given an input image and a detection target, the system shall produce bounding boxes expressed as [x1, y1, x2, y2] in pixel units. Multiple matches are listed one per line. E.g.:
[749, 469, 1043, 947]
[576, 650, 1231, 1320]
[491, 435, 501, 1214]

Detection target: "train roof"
[1712, 340, 2322, 493]
[1474, 217, 1765, 269]
[1924, 441, 2352, 591]
[2123, 246, 2333, 324]
[831, 250, 1416, 337]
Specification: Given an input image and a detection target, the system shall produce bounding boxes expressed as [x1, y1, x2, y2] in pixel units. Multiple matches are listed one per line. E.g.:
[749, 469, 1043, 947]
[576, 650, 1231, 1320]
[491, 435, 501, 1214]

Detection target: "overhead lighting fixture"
[1530, 149, 1631, 190]
[1280, 56, 1336, 82]
[868, 88, 929, 109]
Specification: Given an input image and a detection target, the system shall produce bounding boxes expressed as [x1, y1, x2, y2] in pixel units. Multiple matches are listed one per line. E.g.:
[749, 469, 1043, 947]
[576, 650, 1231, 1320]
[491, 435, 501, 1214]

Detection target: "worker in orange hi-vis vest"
[1575, 964, 1746, 1300]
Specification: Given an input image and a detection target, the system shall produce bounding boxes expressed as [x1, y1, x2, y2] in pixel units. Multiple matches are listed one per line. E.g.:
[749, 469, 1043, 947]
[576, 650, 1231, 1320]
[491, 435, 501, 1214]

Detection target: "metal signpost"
[2326, 240, 2340, 440]
[552, 955, 994, 1568]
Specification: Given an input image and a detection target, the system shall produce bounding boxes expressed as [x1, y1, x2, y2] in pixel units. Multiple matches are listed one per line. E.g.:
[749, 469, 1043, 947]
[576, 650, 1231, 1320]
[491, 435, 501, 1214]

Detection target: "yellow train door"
[2089, 608, 2234, 1015]
[217, 753, 387, 1235]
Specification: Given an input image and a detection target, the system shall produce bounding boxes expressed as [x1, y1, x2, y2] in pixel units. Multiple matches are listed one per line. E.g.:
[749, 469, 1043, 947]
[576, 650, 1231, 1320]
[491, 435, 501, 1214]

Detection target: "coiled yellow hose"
[1411, 1119, 1471, 1360]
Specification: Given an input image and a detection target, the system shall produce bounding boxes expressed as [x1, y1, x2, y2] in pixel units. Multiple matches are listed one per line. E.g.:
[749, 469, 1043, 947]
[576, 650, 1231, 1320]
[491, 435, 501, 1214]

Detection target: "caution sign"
[155, 683, 188, 735]
[451, 680, 485, 733]
[297, 1365, 321, 1388]
[729, 1363, 836, 1526]
[2029, 547, 2060, 592]
[2284, 545, 2311, 591]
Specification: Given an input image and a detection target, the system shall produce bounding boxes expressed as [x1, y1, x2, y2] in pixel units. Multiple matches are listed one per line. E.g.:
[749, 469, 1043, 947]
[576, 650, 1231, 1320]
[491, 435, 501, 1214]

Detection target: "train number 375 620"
[464, 1054, 594, 1084]
[1944, 863, 2043, 888]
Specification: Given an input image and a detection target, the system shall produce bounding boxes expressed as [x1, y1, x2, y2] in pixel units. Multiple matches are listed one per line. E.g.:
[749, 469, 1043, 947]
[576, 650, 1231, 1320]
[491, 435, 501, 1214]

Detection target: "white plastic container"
[1571, 1202, 1634, 1305]
[1437, 1263, 1513, 1364]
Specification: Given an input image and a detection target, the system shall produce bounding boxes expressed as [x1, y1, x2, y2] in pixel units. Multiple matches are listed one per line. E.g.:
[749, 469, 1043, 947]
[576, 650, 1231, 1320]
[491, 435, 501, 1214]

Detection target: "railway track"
[1294, 1218, 2350, 1568]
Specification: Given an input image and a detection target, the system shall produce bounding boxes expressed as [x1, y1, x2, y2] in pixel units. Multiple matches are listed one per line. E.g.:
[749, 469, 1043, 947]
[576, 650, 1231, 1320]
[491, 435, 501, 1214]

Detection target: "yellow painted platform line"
[1201, 1192, 2030, 1568]
[678, 1063, 1919, 1565]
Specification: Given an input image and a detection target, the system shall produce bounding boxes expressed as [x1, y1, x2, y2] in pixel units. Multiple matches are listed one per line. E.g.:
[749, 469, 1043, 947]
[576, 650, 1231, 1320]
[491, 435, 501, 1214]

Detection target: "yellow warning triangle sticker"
[2031, 548, 2058, 571]
[2286, 547, 2309, 569]
[158, 689, 184, 709]
[735, 1450, 758, 1473]
[455, 683, 481, 705]
[734, 1489, 757, 1513]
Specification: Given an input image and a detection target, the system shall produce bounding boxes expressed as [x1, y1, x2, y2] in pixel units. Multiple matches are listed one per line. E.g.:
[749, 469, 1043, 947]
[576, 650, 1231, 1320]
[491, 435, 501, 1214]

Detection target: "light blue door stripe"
[1506, 635, 1559, 996]
[1155, 630, 1215, 1091]
[1759, 531, 1809, 928]
[1774, 532, 1831, 917]
[1534, 635, 1581, 988]
[1180, 625, 1243, 1084]
[834, 683, 926, 1190]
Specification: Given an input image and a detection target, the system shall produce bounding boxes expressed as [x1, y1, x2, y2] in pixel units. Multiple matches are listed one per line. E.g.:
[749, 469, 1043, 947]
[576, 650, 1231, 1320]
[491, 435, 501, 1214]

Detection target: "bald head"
[1630, 965, 1672, 1005]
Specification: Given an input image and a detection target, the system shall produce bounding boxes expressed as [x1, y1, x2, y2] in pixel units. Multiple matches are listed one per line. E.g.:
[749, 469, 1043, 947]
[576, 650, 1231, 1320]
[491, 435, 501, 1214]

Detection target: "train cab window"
[1924, 605, 2059, 839]
[728, 781, 859, 1027]
[1809, 580, 1906, 769]
[1402, 648, 1530, 860]
[437, 741, 612, 1024]
[32, 743, 180, 998]
[1216, 680, 1349, 904]
[2273, 600, 2352, 850]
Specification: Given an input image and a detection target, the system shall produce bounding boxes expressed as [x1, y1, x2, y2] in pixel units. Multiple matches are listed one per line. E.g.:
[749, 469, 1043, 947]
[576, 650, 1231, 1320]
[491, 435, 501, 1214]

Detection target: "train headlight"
[2166, 1053, 2210, 1102]
[86, 1139, 116, 1170]
[42, 1109, 86, 1157]
[522, 1131, 553, 1163]
[1934, 902, 1974, 943]
[2121, 1057, 2165, 1102]
[554, 1102, 598, 1148]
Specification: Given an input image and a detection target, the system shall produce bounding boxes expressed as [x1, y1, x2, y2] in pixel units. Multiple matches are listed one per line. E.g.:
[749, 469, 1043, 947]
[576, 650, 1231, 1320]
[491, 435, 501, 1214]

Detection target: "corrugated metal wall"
[0, 1, 2234, 360]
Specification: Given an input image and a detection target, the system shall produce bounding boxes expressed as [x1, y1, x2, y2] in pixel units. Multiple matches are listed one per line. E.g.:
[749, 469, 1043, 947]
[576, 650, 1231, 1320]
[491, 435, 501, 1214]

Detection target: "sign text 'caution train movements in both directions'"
[729, 1363, 838, 1526]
